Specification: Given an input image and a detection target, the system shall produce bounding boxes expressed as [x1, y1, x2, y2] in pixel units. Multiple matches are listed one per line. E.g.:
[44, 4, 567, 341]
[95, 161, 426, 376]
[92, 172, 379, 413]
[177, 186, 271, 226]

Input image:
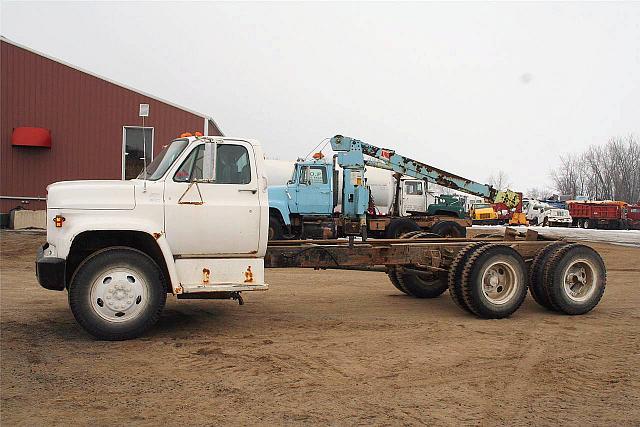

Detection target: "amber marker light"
[53, 215, 65, 228]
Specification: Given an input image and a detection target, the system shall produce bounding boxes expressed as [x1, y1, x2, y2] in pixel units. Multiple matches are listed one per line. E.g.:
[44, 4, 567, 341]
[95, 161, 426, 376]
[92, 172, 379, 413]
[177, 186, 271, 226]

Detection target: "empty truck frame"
[36, 135, 607, 340]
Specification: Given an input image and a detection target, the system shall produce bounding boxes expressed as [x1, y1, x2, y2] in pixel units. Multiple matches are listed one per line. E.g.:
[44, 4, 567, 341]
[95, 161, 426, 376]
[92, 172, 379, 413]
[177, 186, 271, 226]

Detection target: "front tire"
[69, 247, 167, 340]
[269, 216, 284, 240]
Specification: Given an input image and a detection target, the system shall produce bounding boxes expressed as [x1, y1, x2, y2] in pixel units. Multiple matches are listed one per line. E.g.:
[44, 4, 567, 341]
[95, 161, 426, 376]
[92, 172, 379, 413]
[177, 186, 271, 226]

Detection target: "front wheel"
[269, 216, 284, 240]
[69, 247, 167, 340]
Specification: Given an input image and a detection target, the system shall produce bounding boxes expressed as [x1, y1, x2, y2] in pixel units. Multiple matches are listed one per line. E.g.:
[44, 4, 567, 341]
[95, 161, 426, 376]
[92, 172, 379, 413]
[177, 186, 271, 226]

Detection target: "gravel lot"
[1, 231, 639, 425]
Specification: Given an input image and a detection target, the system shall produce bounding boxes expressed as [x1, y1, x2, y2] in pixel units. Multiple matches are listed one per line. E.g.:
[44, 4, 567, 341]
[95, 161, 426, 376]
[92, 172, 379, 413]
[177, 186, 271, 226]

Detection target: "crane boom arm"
[330, 135, 497, 201]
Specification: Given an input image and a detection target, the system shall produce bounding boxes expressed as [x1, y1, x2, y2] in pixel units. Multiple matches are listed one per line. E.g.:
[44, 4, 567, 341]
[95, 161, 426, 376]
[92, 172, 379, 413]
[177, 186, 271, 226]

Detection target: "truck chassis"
[265, 230, 606, 319]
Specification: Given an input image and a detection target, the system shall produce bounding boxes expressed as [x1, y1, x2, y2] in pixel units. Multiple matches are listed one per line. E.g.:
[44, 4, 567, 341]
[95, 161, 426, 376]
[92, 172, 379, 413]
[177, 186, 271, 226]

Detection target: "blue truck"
[267, 135, 500, 241]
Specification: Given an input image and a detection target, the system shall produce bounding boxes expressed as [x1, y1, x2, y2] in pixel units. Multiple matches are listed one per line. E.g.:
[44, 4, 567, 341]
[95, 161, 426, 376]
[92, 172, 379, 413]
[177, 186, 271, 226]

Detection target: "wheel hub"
[563, 260, 596, 301]
[481, 262, 518, 305]
[90, 269, 147, 322]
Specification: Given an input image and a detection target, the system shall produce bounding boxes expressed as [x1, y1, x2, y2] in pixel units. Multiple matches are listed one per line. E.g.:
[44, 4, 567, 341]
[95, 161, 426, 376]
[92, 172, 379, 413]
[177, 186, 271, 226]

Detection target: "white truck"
[522, 199, 572, 227]
[36, 136, 270, 340]
[36, 135, 607, 341]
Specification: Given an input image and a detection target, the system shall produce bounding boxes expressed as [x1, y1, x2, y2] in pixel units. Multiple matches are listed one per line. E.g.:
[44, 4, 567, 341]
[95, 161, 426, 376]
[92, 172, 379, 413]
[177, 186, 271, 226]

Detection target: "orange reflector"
[179, 132, 193, 138]
[312, 152, 324, 159]
[194, 131, 203, 137]
[53, 215, 65, 228]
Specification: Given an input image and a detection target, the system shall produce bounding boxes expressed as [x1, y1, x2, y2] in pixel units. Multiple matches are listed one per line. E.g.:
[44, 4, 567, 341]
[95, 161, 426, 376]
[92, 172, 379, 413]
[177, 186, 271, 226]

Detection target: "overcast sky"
[2, 1, 639, 192]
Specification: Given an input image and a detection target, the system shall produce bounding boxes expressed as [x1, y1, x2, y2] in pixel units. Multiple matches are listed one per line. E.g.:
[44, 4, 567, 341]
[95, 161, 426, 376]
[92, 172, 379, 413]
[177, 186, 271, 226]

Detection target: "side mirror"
[201, 142, 216, 182]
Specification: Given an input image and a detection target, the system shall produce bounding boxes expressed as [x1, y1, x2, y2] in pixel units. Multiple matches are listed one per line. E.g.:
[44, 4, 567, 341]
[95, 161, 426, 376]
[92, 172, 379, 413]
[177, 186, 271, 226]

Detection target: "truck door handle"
[239, 188, 257, 194]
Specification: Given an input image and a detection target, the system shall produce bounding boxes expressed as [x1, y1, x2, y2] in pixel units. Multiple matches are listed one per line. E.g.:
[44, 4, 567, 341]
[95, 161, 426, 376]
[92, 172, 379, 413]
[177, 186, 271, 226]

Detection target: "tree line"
[550, 135, 639, 203]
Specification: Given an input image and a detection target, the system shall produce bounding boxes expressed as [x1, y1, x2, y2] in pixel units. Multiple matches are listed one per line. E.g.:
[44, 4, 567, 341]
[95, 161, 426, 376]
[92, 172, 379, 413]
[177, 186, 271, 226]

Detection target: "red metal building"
[1, 37, 222, 216]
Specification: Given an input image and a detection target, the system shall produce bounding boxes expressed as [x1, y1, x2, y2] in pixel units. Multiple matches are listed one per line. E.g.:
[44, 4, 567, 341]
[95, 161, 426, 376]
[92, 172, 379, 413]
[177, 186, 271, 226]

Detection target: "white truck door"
[164, 140, 261, 256]
[401, 180, 427, 215]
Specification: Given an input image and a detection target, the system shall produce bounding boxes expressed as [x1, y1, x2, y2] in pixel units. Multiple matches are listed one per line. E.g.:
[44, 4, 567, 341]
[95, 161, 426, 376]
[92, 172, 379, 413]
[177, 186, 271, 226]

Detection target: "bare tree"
[527, 187, 552, 200]
[550, 135, 639, 203]
[488, 170, 511, 190]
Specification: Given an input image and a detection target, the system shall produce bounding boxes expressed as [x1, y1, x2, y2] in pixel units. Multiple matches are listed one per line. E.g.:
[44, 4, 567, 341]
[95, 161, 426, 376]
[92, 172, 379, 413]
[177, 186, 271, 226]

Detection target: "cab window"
[173, 143, 251, 184]
[300, 166, 328, 185]
[404, 181, 423, 195]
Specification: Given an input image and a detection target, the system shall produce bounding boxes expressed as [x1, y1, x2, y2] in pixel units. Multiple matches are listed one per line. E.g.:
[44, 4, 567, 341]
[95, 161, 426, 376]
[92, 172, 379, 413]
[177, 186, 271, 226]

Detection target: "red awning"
[11, 127, 52, 148]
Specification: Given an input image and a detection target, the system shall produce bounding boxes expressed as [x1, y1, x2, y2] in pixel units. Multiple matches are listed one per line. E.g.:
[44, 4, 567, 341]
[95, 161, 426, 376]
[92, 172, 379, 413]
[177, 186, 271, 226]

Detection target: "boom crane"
[330, 134, 501, 237]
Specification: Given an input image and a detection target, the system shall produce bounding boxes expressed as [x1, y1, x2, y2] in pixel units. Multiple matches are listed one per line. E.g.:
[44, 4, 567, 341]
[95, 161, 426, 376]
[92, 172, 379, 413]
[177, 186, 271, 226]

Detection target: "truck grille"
[480, 213, 492, 219]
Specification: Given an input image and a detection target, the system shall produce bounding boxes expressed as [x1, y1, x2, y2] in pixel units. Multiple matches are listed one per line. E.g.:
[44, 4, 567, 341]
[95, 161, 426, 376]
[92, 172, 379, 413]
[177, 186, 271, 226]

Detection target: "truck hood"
[47, 180, 136, 210]
[546, 209, 571, 218]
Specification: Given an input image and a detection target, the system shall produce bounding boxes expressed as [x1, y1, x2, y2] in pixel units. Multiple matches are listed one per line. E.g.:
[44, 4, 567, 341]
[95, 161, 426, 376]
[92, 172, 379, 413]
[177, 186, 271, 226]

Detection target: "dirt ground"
[1, 231, 639, 426]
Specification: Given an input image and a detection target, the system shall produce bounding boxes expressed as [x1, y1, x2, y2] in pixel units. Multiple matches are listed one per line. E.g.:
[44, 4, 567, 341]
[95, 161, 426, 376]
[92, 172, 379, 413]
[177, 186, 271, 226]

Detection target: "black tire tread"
[528, 242, 566, 311]
[460, 244, 527, 318]
[68, 247, 167, 341]
[396, 269, 448, 298]
[542, 243, 606, 315]
[387, 267, 408, 294]
[447, 242, 488, 313]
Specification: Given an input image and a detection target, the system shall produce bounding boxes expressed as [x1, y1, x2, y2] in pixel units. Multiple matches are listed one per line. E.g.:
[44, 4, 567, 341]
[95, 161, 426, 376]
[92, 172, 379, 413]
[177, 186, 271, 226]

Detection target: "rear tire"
[528, 242, 566, 311]
[68, 247, 167, 340]
[460, 244, 527, 318]
[396, 269, 448, 298]
[385, 218, 421, 238]
[447, 242, 488, 313]
[542, 244, 606, 315]
[583, 219, 592, 229]
[386, 267, 408, 294]
[431, 221, 466, 238]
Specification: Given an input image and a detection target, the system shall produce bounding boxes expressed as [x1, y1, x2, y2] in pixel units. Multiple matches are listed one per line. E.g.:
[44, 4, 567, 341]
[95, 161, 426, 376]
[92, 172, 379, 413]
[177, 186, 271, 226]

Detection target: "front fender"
[47, 210, 181, 294]
[268, 197, 292, 225]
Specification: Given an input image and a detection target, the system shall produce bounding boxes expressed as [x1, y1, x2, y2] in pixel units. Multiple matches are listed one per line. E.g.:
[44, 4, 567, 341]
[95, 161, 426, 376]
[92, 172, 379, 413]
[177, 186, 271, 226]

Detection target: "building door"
[122, 126, 153, 180]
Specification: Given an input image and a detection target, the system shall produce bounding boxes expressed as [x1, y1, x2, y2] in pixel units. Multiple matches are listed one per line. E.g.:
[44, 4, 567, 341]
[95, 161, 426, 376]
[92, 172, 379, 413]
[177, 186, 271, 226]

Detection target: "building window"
[122, 126, 154, 180]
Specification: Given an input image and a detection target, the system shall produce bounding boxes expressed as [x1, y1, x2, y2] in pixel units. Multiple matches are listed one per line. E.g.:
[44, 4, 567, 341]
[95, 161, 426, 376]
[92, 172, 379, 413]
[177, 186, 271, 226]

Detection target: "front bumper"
[36, 244, 66, 291]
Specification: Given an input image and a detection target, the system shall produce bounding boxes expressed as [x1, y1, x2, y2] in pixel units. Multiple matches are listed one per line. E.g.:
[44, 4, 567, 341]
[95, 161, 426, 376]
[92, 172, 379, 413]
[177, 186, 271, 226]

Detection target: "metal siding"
[1, 40, 221, 212]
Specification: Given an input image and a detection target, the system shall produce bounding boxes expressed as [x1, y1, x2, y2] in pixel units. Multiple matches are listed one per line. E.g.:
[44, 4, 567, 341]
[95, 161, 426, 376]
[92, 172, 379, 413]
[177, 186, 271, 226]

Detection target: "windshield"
[474, 203, 491, 209]
[139, 139, 189, 181]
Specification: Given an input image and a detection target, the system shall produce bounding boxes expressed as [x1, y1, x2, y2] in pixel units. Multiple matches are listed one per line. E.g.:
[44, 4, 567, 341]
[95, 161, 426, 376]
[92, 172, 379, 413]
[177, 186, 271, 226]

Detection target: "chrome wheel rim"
[562, 259, 597, 302]
[481, 261, 518, 305]
[90, 268, 148, 323]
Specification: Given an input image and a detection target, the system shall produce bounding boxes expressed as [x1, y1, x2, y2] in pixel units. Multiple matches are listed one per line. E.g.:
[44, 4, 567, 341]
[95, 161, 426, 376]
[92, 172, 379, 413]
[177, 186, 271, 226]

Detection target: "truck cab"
[267, 158, 337, 239]
[425, 194, 467, 218]
[36, 136, 270, 340]
[524, 199, 572, 226]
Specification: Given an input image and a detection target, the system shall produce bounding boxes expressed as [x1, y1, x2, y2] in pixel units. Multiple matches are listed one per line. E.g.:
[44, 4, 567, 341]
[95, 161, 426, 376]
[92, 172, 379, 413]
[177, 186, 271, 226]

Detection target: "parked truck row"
[265, 136, 526, 241]
[35, 134, 608, 340]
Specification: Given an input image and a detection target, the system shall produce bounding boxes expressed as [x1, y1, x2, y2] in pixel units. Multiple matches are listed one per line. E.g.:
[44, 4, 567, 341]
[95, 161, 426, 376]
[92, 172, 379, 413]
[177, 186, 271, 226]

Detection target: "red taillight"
[53, 215, 65, 228]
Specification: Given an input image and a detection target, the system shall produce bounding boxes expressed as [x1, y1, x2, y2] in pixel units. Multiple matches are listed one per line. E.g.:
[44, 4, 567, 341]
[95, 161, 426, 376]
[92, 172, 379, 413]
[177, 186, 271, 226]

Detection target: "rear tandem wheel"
[541, 243, 606, 315]
[447, 241, 489, 313]
[385, 231, 448, 298]
[459, 244, 528, 319]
